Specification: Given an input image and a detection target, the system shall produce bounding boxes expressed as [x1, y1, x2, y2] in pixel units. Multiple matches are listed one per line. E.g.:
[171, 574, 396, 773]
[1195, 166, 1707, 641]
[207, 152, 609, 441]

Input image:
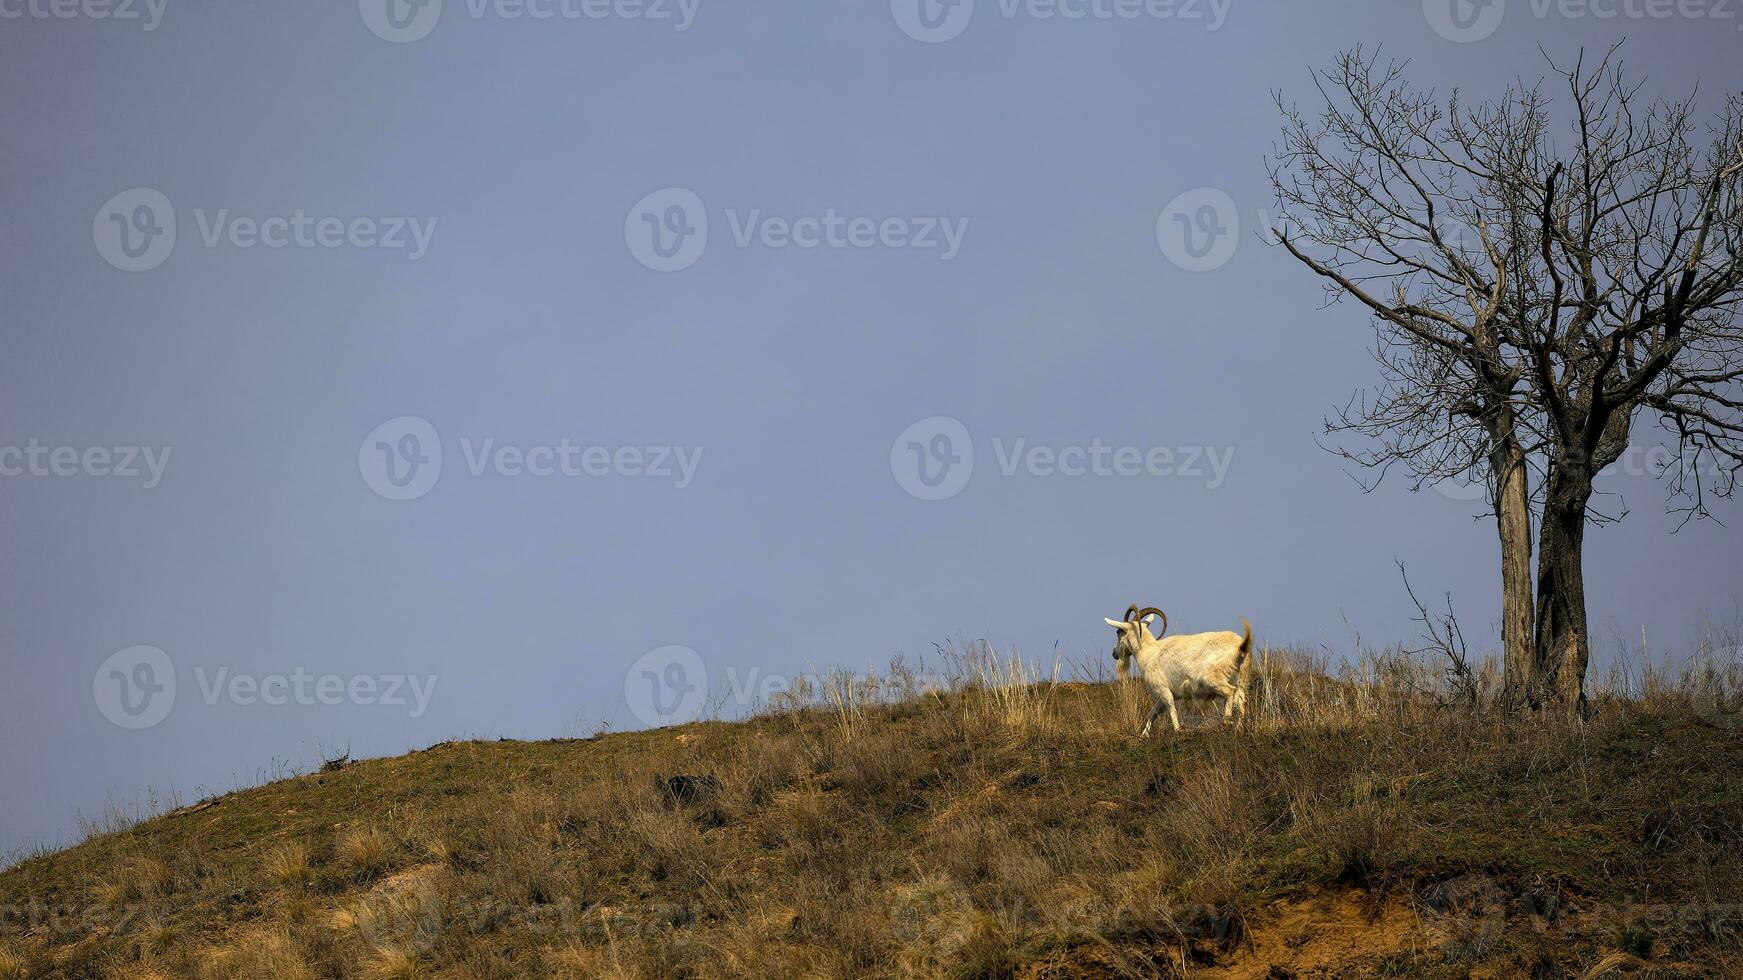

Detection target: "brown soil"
[1202, 888, 1432, 978]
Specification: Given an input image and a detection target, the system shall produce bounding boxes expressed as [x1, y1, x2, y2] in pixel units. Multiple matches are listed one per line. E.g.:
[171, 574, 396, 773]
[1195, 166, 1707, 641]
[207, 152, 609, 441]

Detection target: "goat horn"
[1123, 604, 1139, 624]
[1134, 607, 1167, 636]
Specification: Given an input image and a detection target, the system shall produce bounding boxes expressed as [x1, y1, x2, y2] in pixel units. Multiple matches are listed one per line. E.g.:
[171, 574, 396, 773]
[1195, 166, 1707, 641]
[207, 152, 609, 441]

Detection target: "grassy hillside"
[3, 647, 1741, 979]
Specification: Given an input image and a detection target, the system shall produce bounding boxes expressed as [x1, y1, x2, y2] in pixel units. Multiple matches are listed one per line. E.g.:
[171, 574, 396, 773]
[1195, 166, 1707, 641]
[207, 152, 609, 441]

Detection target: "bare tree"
[1270, 47, 1743, 713]
[1267, 48, 1540, 704]
[1514, 50, 1743, 712]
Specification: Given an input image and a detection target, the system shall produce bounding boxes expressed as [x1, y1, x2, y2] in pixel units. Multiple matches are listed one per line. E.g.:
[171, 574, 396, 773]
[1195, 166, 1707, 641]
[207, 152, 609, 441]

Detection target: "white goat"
[1105, 605, 1253, 735]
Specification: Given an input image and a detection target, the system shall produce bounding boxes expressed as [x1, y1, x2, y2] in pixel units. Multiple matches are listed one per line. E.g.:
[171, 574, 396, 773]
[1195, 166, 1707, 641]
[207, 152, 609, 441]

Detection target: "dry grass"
[3, 638, 1741, 978]
[199, 927, 321, 980]
[359, 943, 424, 980]
[262, 841, 311, 887]
[90, 855, 169, 909]
[336, 826, 392, 879]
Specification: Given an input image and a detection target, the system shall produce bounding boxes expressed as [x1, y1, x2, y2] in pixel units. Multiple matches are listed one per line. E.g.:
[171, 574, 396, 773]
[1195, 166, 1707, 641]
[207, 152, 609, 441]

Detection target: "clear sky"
[3, 0, 1740, 856]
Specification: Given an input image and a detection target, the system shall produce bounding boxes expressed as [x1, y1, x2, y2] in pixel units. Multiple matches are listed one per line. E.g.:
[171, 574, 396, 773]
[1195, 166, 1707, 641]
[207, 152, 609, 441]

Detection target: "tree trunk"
[1531, 464, 1594, 714]
[1492, 437, 1535, 709]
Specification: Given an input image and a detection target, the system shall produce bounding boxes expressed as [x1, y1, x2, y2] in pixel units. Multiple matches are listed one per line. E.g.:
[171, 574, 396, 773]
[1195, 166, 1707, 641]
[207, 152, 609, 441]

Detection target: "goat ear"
[1104, 618, 1128, 629]
[1140, 613, 1159, 626]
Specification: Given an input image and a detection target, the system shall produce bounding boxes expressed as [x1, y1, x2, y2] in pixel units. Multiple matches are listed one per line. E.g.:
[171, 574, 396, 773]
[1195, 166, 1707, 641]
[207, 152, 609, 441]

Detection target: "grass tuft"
[263, 841, 312, 887]
[336, 827, 391, 879]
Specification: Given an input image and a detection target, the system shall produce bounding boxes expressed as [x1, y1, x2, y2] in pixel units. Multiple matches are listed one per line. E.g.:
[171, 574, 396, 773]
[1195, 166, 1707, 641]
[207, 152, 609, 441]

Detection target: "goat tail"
[1235, 618, 1253, 668]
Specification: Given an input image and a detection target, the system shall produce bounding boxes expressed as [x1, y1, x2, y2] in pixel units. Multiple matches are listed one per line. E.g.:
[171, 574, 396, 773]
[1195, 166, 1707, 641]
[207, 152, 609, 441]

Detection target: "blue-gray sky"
[3, 1, 1740, 856]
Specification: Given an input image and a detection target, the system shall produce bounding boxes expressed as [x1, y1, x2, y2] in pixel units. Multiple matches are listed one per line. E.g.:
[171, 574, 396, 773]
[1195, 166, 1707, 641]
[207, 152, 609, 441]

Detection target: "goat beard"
[1115, 655, 1132, 683]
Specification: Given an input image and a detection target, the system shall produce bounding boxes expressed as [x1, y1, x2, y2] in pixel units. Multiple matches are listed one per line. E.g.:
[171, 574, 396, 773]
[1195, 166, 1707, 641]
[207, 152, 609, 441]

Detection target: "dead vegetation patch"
[3, 643, 1741, 977]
